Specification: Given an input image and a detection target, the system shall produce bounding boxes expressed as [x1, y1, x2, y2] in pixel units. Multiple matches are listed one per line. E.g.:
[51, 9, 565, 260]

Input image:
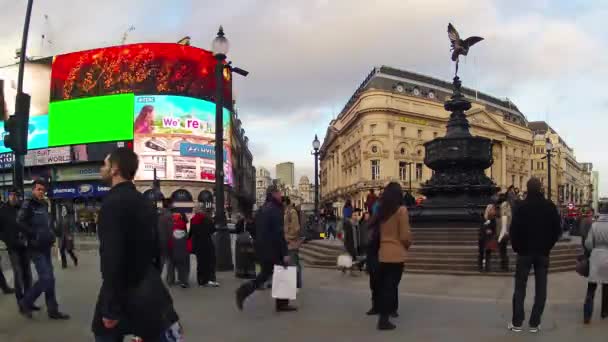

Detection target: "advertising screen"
[48, 93, 134, 146]
[0, 58, 52, 119]
[0, 58, 52, 151]
[132, 95, 232, 185]
[0, 115, 49, 153]
[50, 43, 232, 106]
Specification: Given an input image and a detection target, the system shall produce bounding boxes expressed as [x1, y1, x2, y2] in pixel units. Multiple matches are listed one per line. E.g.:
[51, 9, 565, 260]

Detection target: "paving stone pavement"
[0, 251, 606, 341]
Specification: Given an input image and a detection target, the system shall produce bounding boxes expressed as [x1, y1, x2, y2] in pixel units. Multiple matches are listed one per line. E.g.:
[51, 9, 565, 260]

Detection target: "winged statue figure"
[448, 23, 483, 76]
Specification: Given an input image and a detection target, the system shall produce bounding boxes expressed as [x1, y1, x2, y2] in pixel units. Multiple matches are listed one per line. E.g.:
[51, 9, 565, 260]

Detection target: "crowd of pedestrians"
[1, 147, 605, 339]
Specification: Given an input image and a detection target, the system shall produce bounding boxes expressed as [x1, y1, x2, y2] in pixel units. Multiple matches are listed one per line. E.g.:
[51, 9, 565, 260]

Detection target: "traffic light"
[3, 92, 30, 155]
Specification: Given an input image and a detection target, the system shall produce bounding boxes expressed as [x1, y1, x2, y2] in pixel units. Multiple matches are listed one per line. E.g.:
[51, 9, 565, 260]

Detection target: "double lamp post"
[211, 26, 248, 271]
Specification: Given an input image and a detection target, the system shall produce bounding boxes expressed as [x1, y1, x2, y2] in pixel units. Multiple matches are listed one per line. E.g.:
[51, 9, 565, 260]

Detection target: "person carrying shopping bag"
[583, 216, 608, 324]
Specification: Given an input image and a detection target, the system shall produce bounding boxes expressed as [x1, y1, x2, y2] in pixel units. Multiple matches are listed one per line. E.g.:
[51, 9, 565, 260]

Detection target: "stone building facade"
[255, 167, 272, 209]
[529, 121, 593, 207]
[319, 66, 592, 211]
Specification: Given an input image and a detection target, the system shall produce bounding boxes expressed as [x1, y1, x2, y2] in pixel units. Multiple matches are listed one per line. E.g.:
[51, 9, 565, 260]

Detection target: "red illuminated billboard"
[50, 43, 232, 106]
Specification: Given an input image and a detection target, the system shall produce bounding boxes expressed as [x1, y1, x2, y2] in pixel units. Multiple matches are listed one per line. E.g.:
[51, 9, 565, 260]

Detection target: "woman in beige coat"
[369, 182, 412, 331]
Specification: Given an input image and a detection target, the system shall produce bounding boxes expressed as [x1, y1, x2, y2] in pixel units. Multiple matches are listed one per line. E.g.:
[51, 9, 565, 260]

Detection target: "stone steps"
[299, 228, 582, 276]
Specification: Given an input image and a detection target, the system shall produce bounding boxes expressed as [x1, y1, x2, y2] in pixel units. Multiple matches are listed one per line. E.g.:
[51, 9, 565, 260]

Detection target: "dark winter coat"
[0, 202, 27, 251]
[189, 213, 215, 255]
[510, 193, 562, 257]
[17, 198, 55, 251]
[92, 181, 178, 338]
[254, 198, 288, 264]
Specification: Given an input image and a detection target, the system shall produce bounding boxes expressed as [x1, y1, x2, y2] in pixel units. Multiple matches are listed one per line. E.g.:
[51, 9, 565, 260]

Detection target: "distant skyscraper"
[276, 162, 295, 187]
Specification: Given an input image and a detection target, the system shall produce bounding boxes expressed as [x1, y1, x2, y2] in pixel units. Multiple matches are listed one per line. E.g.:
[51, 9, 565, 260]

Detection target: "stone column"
[501, 143, 507, 190]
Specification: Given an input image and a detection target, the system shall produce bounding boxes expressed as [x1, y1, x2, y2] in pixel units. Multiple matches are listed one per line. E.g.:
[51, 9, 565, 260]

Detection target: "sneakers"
[508, 322, 539, 333]
[507, 323, 523, 332]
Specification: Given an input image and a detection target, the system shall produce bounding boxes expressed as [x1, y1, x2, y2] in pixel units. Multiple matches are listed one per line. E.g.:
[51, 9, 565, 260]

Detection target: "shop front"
[50, 163, 107, 232]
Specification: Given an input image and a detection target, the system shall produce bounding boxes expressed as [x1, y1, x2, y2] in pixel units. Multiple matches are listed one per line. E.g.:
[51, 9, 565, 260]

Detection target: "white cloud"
[1, 0, 606, 193]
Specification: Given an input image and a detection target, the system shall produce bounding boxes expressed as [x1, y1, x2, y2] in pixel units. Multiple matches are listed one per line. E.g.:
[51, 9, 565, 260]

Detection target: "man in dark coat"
[508, 177, 561, 333]
[0, 188, 25, 295]
[18, 180, 69, 320]
[189, 207, 218, 287]
[236, 184, 296, 312]
[93, 148, 180, 342]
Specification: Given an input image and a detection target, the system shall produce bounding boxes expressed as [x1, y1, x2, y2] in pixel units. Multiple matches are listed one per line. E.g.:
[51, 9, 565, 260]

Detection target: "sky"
[1, 0, 606, 194]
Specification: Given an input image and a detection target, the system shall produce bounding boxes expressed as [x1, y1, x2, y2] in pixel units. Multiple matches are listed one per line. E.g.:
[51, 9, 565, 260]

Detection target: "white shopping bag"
[337, 254, 353, 268]
[271, 265, 297, 300]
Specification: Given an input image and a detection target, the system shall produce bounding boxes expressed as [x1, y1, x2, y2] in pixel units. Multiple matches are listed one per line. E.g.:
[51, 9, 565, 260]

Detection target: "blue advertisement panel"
[0, 115, 49, 153]
[50, 182, 110, 199]
[179, 142, 227, 160]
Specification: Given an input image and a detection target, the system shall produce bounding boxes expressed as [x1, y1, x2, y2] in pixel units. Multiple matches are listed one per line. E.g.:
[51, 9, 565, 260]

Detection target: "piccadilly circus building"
[0, 42, 256, 225]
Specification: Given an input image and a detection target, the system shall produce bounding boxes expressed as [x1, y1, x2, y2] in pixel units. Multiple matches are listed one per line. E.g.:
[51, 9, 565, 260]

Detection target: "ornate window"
[399, 162, 407, 181]
[415, 163, 423, 180]
[371, 160, 380, 180]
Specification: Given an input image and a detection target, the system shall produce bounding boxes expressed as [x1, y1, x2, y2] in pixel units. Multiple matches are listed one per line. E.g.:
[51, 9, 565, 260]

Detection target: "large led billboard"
[132, 95, 232, 185]
[48, 93, 134, 146]
[0, 58, 52, 119]
[50, 43, 232, 106]
[0, 58, 52, 151]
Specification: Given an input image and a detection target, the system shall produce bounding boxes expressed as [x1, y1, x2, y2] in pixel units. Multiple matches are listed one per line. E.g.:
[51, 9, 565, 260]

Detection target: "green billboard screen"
[48, 94, 134, 147]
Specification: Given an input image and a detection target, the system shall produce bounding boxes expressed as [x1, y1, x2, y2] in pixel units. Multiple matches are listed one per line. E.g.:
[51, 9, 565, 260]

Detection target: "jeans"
[326, 222, 336, 239]
[60, 246, 78, 268]
[499, 238, 510, 271]
[584, 282, 608, 320]
[367, 256, 380, 311]
[21, 249, 59, 313]
[237, 261, 289, 309]
[377, 262, 404, 315]
[477, 239, 492, 272]
[0, 255, 11, 292]
[8, 249, 33, 301]
[94, 322, 183, 342]
[166, 257, 190, 286]
[195, 248, 216, 285]
[288, 250, 302, 289]
[512, 255, 549, 327]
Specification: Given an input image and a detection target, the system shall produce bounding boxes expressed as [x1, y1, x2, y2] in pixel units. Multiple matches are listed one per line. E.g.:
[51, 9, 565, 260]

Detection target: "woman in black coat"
[189, 207, 219, 287]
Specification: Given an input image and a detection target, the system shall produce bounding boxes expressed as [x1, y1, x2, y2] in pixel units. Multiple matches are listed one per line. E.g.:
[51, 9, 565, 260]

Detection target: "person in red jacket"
[189, 207, 219, 287]
[167, 213, 191, 288]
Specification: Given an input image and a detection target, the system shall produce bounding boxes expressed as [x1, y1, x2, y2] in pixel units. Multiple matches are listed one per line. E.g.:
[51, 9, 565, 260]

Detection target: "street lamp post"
[545, 138, 553, 202]
[211, 26, 232, 271]
[211, 26, 248, 272]
[312, 135, 321, 222]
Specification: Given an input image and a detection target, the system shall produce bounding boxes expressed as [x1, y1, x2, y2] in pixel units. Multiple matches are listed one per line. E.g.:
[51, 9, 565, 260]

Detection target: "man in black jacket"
[18, 180, 69, 320]
[93, 148, 180, 342]
[236, 184, 296, 312]
[0, 188, 32, 303]
[508, 177, 561, 333]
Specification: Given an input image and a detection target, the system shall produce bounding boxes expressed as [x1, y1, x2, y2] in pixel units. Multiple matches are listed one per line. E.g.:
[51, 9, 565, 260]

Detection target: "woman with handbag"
[583, 217, 608, 324]
[479, 204, 497, 273]
[369, 182, 412, 331]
